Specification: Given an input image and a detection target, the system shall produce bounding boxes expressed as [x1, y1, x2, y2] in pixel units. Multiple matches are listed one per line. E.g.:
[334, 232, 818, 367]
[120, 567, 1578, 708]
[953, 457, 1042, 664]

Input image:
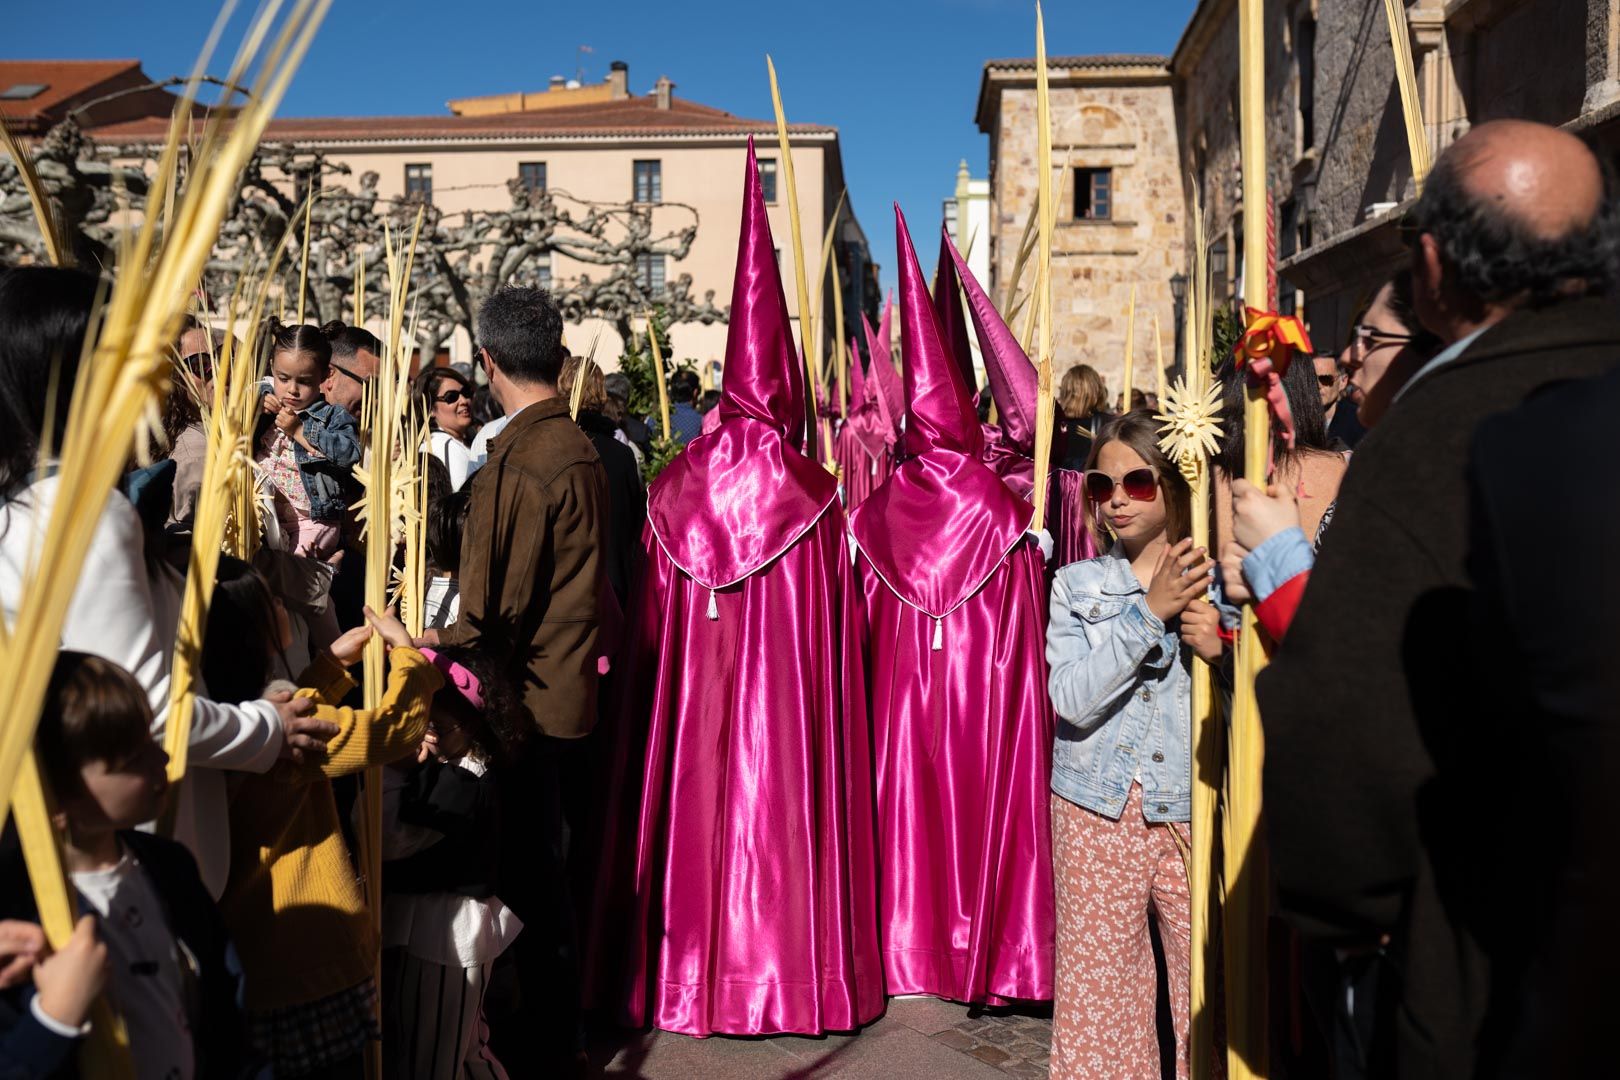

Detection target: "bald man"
[1258, 120, 1620, 1077]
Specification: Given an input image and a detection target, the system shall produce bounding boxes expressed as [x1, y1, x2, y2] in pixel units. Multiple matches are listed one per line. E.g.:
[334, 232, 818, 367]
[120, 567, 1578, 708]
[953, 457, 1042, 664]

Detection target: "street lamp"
[1168, 272, 1188, 375]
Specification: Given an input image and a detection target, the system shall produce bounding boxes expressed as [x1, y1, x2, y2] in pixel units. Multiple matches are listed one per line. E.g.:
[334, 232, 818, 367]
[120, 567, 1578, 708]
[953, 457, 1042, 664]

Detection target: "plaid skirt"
[249, 979, 380, 1077]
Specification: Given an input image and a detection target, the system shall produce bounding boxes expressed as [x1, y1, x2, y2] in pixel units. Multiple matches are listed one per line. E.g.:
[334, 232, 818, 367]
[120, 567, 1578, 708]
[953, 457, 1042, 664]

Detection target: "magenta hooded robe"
[625, 140, 882, 1036]
[833, 335, 895, 510]
[847, 207, 1055, 1004]
[934, 228, 1096, 567]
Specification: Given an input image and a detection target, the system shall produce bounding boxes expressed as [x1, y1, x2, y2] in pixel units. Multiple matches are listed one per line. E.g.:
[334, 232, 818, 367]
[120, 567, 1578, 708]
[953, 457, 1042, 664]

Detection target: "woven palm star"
[1155, 376, 1225, 479]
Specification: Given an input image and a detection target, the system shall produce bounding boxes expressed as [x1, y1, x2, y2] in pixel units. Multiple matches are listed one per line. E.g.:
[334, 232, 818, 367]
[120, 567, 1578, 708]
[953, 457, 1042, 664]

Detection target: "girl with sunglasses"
[1045, 412, 1218, 1079]
[415, 366, 480, 491]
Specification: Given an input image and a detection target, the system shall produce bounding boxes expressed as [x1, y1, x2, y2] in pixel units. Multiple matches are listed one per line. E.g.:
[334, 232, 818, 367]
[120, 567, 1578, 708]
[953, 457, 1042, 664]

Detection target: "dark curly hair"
[425, 645, 527, 766]
[1404, 139, 1620, 307]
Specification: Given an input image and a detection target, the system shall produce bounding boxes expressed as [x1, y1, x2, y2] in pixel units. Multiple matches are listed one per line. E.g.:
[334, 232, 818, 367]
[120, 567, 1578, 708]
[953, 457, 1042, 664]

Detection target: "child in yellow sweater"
[201, 556, 442, 1079]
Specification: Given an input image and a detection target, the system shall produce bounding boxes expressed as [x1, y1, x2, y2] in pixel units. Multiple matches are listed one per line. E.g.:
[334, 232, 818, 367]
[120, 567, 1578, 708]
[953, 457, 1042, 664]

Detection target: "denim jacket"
[1046, 545, 1192, 823]
[266, 398, 361, 523]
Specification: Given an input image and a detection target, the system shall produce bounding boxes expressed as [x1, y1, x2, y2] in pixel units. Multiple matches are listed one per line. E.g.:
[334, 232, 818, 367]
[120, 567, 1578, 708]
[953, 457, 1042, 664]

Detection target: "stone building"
[0, 58, 875, 369]
[1171, 0, 1620, 354]
[979, 0, 1620, 380]
[975, 55, 1188, 401]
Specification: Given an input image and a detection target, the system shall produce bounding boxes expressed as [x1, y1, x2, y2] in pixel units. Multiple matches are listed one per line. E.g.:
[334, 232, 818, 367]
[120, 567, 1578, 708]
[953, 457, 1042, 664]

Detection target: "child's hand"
[33, 916, 108, 1030]
[1230, 478, 1302, 551]
[274, 404, 302, 435]
[1179, 599, 1225, 662]
[366, 606, 413, 650]
[261, 392, 282, 415]
[1145, 538, 1213, 623]
[329, 623, 375, 668]
[417, 725, 440, 764]
[1220, 540, 1253, 605]
[0, 920, 45, 990]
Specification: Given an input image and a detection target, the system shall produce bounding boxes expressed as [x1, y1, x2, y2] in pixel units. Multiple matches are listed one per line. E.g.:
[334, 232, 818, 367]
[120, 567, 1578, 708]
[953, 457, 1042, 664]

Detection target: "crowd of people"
[0, 116, 1614, 1080]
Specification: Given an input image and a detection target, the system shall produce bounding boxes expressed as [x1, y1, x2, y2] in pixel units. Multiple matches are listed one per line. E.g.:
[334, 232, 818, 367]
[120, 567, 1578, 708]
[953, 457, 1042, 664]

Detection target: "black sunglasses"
[179, 352, 214, 378]
[330, 362, 364, 384]
[435, 388, 467, 405]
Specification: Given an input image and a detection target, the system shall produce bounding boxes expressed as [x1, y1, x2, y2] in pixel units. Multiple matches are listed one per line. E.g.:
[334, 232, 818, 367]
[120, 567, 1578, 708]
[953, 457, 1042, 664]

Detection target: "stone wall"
[987, 74, 1186, 401]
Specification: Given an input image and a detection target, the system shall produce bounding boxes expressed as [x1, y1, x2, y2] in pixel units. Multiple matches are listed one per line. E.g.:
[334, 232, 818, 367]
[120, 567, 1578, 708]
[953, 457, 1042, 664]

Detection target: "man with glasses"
[318, 322, 381, 416]
[1258, 120, 1620, 1076]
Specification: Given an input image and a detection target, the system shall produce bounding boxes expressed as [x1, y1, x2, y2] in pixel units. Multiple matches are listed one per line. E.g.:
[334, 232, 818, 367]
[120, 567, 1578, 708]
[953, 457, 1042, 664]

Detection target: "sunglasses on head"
[1084, 468, 1158, 503]
[435, 388, 467, 405]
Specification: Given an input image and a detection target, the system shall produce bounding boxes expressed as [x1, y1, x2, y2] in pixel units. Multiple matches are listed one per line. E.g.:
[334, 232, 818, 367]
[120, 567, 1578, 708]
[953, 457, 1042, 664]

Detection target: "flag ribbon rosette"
[1232, 306, 1312, 451]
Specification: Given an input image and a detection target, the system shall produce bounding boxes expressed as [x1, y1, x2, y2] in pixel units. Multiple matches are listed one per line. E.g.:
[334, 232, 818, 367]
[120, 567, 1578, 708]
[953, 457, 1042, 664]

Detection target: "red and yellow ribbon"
[1232, 306, 1312, 451]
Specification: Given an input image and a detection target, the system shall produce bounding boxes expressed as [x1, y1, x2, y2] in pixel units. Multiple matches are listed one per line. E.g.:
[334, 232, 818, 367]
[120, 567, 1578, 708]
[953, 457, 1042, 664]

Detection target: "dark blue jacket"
[258, 398, 361, 524]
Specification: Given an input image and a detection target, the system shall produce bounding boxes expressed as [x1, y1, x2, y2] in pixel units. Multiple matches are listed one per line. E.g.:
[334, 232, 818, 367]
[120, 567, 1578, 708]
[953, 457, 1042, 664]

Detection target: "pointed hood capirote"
[863, 301, 904, 440]
[645, 139, 838, 592]
[932, 224, 978, 396]
[897, 205, 982, 461]
[848, 206, 1031, 623]
[717, 137, 807, 436]
[944, 232, 1038, 455]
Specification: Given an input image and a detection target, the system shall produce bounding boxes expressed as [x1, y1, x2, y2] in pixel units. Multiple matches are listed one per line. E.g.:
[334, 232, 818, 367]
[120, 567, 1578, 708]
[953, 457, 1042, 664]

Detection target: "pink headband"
[418, 648, 485, 712]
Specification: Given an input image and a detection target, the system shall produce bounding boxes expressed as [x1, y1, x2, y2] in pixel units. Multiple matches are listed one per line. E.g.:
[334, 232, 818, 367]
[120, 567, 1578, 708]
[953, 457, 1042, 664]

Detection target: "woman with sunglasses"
[1045, 412, 1217, 1079]
[415, 366, 480, 491]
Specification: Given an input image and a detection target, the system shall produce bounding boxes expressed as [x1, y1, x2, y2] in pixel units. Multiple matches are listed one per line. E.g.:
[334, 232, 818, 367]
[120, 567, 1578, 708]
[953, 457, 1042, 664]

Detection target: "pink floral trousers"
[1050, 785, 1191, 1080]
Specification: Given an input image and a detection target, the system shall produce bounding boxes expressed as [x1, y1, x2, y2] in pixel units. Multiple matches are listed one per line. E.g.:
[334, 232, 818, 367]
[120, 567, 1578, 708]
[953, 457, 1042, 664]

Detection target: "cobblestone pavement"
[590, 997, 1054, 1079]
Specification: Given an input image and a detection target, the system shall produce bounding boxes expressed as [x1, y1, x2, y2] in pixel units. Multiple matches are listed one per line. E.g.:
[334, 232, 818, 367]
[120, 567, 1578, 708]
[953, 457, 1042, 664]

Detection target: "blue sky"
[12, 0, 1195, 291]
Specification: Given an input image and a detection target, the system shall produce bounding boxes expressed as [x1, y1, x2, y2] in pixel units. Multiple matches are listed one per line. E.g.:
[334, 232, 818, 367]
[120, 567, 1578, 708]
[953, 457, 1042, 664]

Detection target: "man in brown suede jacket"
[436, 284, 605, 1076]
[445, 286, 606, 739]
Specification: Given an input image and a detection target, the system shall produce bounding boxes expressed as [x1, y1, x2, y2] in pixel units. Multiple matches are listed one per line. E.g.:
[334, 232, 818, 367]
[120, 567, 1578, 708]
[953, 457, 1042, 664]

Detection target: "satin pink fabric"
[624, 138, 883, 1037]
[846, 205, 1055, 1005]
[858, 538, 1055, 1002]
[648, 417, 837, 589]
[627, 511, 883, 1035]
[981, 433, 1097, 567]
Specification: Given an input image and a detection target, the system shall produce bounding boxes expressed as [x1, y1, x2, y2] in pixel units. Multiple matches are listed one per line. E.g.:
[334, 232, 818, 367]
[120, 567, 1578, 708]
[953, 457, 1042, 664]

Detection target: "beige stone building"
[976, 55, 1187, 400]
[4, 58, 874, 369]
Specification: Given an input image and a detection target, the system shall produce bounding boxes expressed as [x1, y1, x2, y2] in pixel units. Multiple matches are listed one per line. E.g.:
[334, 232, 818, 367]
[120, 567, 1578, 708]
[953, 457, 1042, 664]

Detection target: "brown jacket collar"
[488, 396, 569, 455]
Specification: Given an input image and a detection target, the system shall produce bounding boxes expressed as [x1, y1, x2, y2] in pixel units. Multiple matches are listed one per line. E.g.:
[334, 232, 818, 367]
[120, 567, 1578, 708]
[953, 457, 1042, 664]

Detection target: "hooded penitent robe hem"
[626, 512, 882, 1036]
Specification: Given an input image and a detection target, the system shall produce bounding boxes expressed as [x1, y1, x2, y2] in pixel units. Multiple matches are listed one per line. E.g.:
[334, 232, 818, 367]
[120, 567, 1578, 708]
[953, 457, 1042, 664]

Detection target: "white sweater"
[0, 477, 285, 898]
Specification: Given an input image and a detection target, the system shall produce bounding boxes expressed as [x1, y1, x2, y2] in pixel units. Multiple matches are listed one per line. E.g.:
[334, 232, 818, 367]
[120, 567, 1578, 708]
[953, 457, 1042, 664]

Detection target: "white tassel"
[932, 615, 943, 651]
[706, 588, 719, 620]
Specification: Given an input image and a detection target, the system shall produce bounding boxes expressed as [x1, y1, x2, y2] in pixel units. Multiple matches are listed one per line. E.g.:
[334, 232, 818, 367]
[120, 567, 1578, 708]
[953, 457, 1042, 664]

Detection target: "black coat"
[577, 410, 646, 607]
[1463, 362, 1620, 1078]
[1256, 296, 1620, 1078]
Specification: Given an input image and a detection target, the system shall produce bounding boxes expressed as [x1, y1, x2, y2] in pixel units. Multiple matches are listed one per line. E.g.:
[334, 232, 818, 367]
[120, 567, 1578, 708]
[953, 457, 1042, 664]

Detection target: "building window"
[404, 163, 432, 203]
[636, 253, 666, 295]
[1296, 15, 1317, 155]
[535, 251, 552, 290]
[758, 158, 778, 203]
[1074, 167, 1112, 220]
[519, 162, 547, 194]
[633, 160, 662, 204]
[1211, 238, 1230, 301]
[943, 198, 959, 236]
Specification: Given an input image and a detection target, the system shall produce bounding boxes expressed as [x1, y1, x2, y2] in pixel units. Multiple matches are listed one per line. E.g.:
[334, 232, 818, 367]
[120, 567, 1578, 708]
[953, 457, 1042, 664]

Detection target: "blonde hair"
[1083, 411, 1192, 548]
[1058, 363, 1107, 420]
[558, 356, 610, 414]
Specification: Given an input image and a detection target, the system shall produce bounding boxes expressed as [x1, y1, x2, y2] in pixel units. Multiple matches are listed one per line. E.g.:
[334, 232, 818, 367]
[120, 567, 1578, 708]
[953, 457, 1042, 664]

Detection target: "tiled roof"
[982, 54, 1171, 71]
[0, 59, 142, 124]
[87, 94, 834, 144]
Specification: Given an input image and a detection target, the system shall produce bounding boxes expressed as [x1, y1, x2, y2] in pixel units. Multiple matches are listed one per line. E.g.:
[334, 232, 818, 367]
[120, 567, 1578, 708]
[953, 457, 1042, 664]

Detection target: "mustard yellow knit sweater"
[222, 647, 443, 1012]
